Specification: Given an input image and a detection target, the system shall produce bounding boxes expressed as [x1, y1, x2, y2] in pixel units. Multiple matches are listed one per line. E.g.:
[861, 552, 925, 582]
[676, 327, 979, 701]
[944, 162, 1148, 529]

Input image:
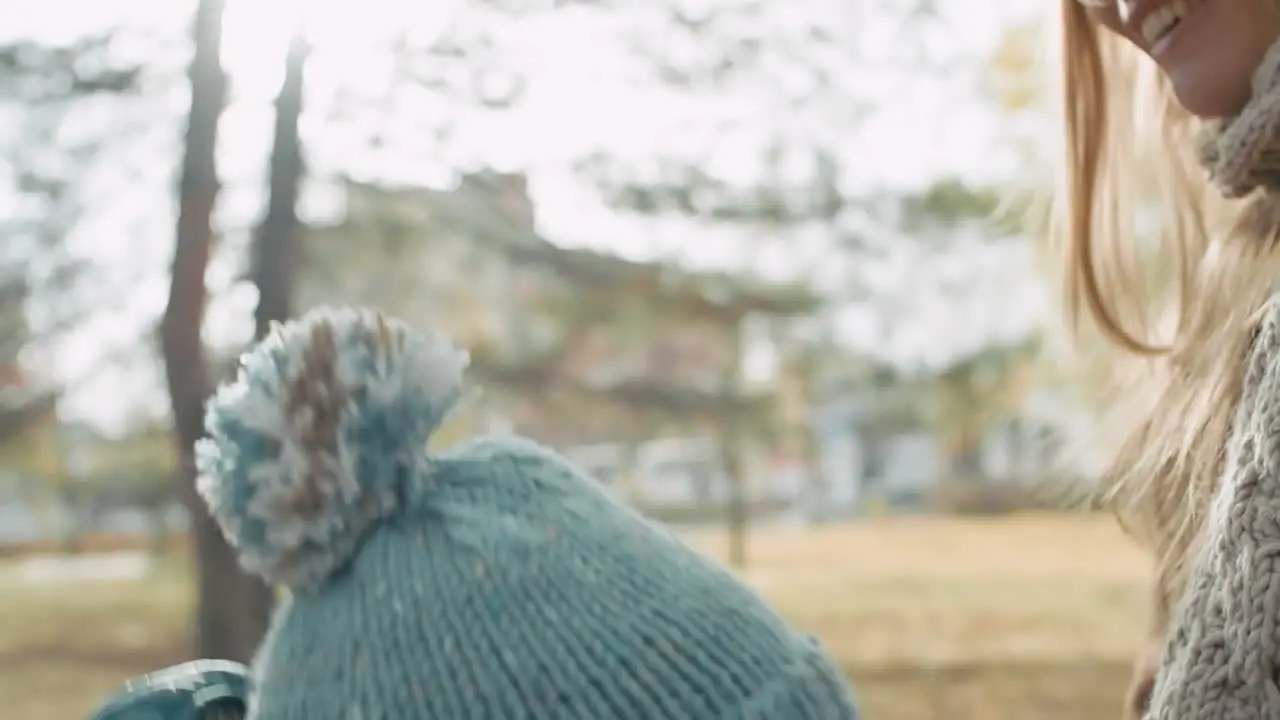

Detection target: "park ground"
[0, 514, 1149, 720]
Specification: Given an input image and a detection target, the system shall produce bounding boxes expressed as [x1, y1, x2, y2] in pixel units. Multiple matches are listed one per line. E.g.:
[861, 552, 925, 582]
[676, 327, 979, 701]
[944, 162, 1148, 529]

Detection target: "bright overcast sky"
[4, 0, 1044, 431]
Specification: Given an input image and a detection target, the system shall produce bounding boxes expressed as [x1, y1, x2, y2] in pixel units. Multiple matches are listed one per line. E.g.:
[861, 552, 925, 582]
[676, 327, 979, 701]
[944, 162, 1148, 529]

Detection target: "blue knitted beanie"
[195, 307, 859, 719]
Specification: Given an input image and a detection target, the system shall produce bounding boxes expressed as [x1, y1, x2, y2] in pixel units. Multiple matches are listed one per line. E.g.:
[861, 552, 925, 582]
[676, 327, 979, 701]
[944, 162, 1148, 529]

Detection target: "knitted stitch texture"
[196, 307, 859, 720]
[1144, 293, 1280, 719]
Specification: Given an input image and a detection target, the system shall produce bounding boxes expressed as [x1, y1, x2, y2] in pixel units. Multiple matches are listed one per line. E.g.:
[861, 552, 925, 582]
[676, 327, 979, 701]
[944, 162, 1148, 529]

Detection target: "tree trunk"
[159, 0, 270, 663]
[252, 31, 308, 340]
[224, 27, 311, 654]
[794, 338, 825, 523]
[719, 319, 747, 568]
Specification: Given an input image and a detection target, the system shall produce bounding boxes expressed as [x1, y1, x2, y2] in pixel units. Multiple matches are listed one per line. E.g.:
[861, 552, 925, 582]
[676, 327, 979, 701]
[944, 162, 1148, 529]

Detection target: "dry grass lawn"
[0, 514, 1150, 720]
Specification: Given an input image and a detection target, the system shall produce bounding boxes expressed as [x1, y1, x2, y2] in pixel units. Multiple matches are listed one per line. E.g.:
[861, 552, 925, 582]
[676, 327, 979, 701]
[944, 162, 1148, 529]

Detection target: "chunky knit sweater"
[1142, 38, 1280, 719]
[1144, 293, 1280, 718]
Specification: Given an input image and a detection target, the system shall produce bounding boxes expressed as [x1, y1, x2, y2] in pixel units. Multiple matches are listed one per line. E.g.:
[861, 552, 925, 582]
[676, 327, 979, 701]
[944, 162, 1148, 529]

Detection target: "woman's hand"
[1125, 574, 1172, 720]
[1124, 637, 1162, 720]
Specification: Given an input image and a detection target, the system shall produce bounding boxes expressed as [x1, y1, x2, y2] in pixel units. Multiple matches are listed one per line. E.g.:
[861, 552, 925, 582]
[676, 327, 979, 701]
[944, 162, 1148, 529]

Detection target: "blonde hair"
[1054, 1, 1280, 600]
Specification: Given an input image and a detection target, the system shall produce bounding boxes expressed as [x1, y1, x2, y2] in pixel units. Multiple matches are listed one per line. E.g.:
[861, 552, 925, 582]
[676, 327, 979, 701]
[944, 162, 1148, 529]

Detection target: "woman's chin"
[1150, 0, 1280, 119]
[1165, 66, 1254, 119]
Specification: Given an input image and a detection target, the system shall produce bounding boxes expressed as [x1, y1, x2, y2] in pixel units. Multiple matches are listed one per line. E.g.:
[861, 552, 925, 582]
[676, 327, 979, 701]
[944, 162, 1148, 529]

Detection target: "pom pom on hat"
[195, 307, 467, 592]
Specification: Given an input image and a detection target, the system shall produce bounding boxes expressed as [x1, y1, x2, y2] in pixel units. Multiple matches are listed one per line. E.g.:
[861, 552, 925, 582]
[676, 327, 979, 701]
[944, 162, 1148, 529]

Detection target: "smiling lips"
[1119, 0, 1198, 46]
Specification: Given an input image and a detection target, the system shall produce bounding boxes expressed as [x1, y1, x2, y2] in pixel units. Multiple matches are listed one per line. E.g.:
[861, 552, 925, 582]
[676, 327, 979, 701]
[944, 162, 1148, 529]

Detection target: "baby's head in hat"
[196, 306, 859, 719]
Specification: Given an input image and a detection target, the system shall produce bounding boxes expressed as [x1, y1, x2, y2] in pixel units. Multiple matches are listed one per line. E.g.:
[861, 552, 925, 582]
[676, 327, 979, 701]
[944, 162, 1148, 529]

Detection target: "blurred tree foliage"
[0, 33, 147, 444]
[898, 177, 1006, 235]
[567, 0, 1042, 537]
[299, 176, 817, 449]
[0, 22, 182, 557]
[1, 415, 179, 552]
[0, 0, 1075, 572]
[983, 19, 1042, 116]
